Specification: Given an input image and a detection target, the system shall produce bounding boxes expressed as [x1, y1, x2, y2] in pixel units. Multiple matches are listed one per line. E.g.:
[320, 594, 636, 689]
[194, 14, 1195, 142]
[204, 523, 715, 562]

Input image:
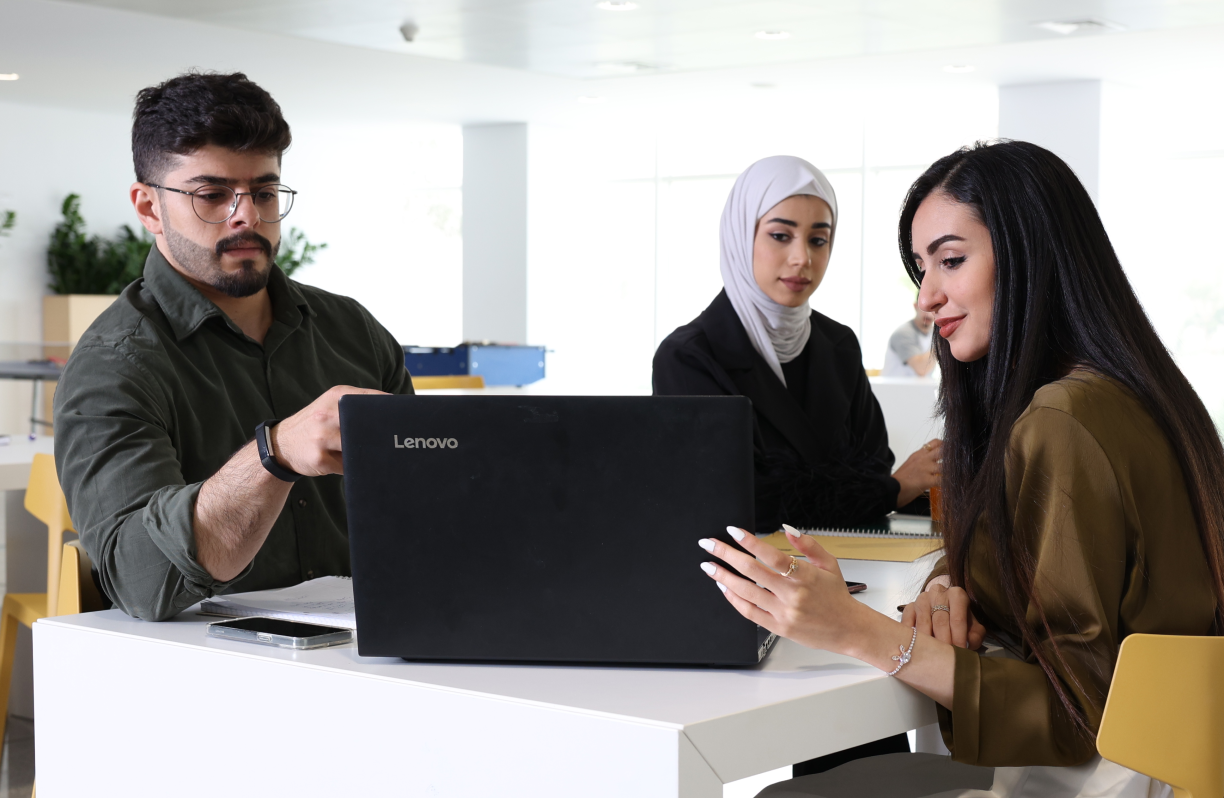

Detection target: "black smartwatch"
[254, 419, 303, 483]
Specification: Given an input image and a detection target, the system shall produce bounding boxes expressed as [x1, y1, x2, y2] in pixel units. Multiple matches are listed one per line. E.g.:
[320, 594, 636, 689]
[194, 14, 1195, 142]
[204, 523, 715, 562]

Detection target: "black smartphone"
[845, 581, 866, 594]
[206, 616, 353, 650]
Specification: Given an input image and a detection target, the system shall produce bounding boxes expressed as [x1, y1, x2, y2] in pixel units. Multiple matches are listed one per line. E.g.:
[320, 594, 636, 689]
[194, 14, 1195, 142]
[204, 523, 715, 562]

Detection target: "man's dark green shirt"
[54, 247, 413, 621]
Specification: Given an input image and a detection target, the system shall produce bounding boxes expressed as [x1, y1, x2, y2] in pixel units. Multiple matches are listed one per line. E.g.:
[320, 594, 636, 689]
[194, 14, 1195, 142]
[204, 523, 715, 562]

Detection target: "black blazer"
[653, 290, 900, 532]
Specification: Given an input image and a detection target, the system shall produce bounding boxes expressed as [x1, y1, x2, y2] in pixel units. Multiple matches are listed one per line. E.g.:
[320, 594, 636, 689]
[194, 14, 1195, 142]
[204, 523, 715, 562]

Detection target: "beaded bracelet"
[888, 627, 918, 676]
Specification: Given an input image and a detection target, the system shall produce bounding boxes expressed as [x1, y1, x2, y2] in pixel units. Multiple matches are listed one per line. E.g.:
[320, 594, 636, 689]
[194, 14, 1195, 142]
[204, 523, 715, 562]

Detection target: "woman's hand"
[893, 438, 942, 507]
[901, 582, 986, 650]
[698, 524, 870, 654]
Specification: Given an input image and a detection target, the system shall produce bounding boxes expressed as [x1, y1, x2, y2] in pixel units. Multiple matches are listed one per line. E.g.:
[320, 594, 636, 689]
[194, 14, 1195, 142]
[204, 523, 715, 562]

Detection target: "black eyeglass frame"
[145, 182, 297, 224]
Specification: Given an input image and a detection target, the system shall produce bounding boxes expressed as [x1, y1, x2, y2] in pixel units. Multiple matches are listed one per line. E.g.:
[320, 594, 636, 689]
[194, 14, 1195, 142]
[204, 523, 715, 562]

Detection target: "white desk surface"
[35, 555, 939, 797]
[0, 435, 53, 492]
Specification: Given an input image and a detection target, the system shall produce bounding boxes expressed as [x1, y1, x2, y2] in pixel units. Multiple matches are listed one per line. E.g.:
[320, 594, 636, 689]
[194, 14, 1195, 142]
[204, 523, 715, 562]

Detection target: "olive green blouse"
[933, 371, 1217, 767]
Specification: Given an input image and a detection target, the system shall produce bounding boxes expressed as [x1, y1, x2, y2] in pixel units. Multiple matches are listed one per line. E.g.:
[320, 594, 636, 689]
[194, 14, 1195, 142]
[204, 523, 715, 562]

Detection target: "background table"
[34, 556, 939, 797]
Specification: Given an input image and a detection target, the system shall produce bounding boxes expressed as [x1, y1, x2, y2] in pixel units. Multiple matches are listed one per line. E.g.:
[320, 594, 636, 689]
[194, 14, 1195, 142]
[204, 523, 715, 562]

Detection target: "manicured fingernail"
[716, 582, 728, 593]
[782, 524, 801, 537]
[726, 526, 745, 541]
[698, 538, 716, 552]
[700, 562, 717, 576]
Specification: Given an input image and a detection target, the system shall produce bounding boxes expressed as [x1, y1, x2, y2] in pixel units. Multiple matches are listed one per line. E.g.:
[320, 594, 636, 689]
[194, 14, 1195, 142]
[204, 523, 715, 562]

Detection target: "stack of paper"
[200, 575, 356, 630]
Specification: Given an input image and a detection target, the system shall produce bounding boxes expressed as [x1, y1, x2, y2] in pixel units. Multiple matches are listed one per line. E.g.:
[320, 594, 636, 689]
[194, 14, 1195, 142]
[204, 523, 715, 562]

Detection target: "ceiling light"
[596, 0, 638, 9]
[943, 64, 975, 73]
[596, 61, 652, 74]
[750, 82, 778, 89]
[1035, 19, 1125, 36]
[577, 96, 606, 104]
[755, 30, 790, 40]
[0, 74, 18, 81]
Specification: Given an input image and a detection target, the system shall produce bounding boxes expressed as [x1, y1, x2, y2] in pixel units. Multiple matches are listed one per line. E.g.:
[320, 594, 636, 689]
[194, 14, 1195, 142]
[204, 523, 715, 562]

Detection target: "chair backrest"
[56, 541, 105, 617]
[411, 375, 486, 390]
[23, 453, 74, 616]
[1097, 633, 1224, 798]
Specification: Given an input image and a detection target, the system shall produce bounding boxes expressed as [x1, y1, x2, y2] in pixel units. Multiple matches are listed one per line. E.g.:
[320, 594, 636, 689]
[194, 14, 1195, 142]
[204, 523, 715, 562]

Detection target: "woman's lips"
[780, 277, 811, 292]
[936, 315, 965, 338]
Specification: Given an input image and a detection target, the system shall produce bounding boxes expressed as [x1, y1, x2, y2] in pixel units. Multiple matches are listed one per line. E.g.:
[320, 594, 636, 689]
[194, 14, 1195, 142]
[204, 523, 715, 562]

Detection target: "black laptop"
[339, 395, 776, 666]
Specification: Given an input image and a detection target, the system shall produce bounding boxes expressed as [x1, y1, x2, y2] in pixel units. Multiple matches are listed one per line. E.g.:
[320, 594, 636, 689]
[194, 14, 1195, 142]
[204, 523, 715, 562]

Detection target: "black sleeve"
[652, 334, 737, 397]
[761, 337, 901, 530]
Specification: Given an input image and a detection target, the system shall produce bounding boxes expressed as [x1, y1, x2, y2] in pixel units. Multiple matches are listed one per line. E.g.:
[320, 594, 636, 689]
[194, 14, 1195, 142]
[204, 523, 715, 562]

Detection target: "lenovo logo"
[394, 436, 459, 449]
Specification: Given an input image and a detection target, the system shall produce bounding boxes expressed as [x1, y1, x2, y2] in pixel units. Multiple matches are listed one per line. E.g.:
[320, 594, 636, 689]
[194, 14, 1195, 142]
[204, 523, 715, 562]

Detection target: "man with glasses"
[54, 72, 413, 621]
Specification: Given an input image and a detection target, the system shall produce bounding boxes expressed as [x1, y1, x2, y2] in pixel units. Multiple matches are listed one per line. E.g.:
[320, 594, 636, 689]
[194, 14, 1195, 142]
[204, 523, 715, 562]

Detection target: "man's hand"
[270, 385, 388, 477]
[893, 438, 941, 507]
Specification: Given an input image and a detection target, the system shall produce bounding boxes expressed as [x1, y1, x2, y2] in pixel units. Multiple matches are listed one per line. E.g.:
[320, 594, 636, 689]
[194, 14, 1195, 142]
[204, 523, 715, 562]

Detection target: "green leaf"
[46, 194, 152, 294]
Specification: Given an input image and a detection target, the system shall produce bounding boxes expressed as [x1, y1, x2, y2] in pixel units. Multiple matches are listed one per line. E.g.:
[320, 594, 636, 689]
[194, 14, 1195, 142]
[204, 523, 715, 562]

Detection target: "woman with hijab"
[694, 141, 1223, 796]
[653, 155, 941, 537]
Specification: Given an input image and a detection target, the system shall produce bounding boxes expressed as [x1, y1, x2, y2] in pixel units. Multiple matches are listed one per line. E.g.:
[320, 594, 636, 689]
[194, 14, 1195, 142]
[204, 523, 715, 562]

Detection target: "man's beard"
[162, 216, 280, 299]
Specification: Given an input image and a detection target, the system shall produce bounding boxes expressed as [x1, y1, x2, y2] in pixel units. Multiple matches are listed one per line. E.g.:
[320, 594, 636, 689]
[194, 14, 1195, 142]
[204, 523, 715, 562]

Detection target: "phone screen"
[212, 617, 345, 638]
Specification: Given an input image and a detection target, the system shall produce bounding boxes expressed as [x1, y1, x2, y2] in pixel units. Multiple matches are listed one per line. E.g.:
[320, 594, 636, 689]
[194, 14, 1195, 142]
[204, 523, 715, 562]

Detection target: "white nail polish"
[700, 562, 717, 576]
[698, 539, 716, 552]
[716, 582, 728, 593]
[726, 526, 745, 542]
[782, 523, 801, 537]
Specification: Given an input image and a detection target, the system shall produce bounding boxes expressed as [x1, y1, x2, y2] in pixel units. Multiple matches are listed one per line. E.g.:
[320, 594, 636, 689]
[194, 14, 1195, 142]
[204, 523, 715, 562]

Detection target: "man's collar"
[142, 244, 314, 342]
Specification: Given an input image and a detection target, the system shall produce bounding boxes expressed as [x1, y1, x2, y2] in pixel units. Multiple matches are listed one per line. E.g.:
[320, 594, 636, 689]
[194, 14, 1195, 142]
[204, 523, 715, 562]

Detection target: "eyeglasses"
[146, 183, 297, 224]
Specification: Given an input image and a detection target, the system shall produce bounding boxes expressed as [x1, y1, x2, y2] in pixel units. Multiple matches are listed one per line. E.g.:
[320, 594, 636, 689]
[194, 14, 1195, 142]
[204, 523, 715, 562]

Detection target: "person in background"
[54, 72, 413, 621]
[698, 140, 1223, 797]
[882, 300, 936, 377]
[653, 155, 941, 773]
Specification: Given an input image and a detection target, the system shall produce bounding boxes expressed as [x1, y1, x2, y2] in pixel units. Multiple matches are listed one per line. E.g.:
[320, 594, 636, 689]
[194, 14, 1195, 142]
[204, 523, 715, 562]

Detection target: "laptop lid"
[340, 395, 766, 666]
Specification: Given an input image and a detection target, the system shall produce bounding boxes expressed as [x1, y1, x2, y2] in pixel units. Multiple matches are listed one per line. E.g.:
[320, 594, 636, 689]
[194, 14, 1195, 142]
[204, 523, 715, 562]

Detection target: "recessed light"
[750, 82, 778, 89]
[943, 64, 975, 73]
[596, 0, 638, 10]
[596, 61, 652, 74]
[0, 74, 18, 81]
[755, 30, 790, 40]
[577, 96, 606, 104]
[1035, 19, 1125, 36]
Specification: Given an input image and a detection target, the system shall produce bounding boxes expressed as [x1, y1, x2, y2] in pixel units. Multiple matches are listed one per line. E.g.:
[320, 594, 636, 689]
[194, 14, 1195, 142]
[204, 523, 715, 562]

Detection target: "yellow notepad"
[760, 530, 944, 563]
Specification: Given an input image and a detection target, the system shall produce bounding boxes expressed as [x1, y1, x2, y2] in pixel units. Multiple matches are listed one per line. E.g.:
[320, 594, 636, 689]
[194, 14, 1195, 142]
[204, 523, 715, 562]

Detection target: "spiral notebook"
[199, 575, 356, 630]
[761, 514, 943, 562]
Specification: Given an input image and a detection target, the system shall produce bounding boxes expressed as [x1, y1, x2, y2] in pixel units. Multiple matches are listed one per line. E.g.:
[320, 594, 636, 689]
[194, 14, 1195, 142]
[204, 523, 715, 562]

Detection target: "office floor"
[1, 716, 35, 797]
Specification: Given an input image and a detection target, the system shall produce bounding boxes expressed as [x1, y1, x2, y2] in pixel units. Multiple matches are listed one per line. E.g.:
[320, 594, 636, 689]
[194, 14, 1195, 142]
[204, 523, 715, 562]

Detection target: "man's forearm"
[194, 440, 293, 582]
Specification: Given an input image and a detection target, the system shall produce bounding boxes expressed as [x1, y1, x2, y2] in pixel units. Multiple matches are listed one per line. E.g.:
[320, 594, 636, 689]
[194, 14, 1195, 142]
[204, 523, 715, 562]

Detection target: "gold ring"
[782, 556, 799, 578]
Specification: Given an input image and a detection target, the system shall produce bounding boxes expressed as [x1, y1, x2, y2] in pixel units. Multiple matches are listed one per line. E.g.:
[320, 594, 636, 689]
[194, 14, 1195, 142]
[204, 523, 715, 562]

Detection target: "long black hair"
[898, 140, 1224, 732]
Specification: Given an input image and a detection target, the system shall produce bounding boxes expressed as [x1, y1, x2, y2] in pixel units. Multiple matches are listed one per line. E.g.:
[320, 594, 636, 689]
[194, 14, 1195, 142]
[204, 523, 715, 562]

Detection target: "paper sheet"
[200, 575, 356, 629]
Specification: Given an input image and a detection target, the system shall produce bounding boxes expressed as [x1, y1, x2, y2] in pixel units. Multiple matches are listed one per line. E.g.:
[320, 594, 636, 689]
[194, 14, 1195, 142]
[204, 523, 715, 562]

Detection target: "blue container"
[403, 344, 546, 387]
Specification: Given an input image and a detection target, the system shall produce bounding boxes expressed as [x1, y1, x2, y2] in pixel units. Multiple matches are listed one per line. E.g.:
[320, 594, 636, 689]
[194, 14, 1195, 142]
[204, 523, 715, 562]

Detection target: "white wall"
[0, 100, 134, 436]
[526, 87, 999, 395]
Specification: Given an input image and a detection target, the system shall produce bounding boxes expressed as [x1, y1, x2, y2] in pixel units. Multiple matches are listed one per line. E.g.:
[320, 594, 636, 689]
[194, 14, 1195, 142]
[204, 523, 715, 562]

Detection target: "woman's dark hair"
[898, 140, 1224, 734]
[132, 71, 292, 184]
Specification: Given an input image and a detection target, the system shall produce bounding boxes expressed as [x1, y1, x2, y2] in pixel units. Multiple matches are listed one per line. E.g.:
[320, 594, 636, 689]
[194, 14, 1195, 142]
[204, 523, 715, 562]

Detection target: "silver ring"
[781, 556, 799, 578]
[932, 604, 950, 614]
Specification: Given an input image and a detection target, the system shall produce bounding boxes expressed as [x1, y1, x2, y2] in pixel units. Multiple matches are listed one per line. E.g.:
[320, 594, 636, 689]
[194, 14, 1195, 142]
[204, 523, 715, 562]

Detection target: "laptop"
[339, 394, 777, 666]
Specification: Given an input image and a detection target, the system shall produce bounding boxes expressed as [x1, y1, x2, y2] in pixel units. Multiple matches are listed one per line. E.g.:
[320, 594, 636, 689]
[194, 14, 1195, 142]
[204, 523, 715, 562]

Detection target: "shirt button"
[306, 570, 314, 579]
[298, 498, 308, 508]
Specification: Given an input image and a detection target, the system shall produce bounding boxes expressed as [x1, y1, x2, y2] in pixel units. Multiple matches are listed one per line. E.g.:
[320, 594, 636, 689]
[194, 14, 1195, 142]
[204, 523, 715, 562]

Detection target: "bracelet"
[887, 627, 918, 676]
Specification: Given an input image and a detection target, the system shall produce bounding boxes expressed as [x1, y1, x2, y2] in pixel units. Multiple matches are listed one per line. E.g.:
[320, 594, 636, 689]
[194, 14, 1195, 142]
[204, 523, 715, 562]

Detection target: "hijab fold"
[720, 155, 838, 386]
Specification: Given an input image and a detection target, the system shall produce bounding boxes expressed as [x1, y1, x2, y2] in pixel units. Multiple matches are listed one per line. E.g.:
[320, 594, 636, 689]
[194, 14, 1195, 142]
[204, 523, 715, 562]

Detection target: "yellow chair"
[412, 375, 486, 390]
[1097, 633, 1224, 798]
[865, 368, 882, 377]
[0, 453, 73, 759]
[56, 541, 105, 617]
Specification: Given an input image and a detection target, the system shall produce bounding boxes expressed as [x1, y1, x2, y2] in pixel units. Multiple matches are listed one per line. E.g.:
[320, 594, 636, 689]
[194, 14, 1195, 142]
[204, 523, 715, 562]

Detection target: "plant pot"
[41, 294, 118, 429]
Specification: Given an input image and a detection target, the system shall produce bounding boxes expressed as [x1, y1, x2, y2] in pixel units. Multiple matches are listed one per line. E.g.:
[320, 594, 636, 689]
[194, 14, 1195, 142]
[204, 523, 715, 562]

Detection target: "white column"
[998, 81, 1102, 202]
[462, 123, 528, 344]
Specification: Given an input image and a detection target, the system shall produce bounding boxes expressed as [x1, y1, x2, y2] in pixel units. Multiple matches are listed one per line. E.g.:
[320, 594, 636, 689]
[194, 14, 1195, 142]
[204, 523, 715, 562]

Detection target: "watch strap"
[254, 419, 303, 483]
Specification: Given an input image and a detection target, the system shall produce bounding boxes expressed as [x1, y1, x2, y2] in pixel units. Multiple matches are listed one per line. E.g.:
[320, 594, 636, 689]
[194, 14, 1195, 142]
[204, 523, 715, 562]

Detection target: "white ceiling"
[49, 0, 1224, 79]
[3, 0, 1224, 127]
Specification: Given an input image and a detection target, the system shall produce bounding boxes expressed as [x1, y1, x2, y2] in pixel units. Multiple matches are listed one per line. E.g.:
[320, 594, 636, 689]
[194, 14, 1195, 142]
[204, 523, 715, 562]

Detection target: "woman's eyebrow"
[765, 217, 797, 227]
[926, 234, 966, 255]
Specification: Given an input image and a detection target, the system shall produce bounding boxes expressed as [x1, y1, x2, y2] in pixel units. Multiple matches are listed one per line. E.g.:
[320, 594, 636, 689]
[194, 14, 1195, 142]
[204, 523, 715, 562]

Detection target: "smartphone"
[845, 581, 866, 594]
[206, 617, 353, 650]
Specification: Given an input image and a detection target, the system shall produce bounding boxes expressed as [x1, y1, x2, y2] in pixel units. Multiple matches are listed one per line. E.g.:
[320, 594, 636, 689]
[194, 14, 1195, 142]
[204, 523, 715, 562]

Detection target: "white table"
[0, 436, 54, 492]
[34, 557, 939, 797]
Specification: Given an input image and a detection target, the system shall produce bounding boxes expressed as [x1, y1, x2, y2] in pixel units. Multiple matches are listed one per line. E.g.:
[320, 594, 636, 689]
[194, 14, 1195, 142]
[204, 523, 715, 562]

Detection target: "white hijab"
[720, 155, 838, 386]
